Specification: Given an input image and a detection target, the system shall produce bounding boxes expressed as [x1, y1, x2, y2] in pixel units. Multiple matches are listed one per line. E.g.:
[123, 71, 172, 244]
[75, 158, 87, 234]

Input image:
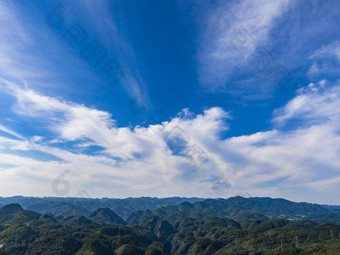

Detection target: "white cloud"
[310, 41, 340, 61]
[307, 41, 340, 80]
[0, 80, 232, 197]
[61, 0, 150, 109]
[0, 1, 149, 113]
[0, 124, 24, 140]
[272, 80, 340, 125]
[1, 80, 340, 203]
[198, 0, 292, 91]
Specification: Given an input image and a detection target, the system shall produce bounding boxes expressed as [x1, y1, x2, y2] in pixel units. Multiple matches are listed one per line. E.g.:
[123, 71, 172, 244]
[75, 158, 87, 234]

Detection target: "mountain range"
[0, 196, 339, 254]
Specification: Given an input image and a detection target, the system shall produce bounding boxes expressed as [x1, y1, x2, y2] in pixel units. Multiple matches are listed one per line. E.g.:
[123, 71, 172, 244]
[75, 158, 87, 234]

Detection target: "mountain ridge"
[0, 199, 339, 254]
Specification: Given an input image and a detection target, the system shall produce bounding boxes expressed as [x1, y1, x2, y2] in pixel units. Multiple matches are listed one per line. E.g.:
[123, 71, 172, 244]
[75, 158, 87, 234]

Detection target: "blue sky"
[0, 0, 340, 204]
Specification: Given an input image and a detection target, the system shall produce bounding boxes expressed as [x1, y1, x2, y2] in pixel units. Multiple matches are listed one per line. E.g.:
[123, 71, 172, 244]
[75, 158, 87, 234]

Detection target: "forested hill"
[0, 201, 340, 254]
[1, 196, 337, 224]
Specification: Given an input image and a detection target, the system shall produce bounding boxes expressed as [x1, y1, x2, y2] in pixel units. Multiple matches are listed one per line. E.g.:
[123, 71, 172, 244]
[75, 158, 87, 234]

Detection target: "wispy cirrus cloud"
[197, 0, 292, 93]
[0, 124, 24, 140]
[0, 1, 51, 82]
[307, 41, 340, 79]
[0, 0, 149, 114]
[310, 41, 340, 61]
[57, 0, 150, 110]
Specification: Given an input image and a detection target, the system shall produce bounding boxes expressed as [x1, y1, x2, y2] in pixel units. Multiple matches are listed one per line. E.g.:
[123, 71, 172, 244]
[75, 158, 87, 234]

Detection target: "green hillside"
[0, 197, 339, 254]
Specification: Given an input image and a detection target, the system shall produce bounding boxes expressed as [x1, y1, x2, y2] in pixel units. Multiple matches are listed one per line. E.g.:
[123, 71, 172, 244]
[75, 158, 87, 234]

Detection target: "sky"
[0, 0, 340, 204]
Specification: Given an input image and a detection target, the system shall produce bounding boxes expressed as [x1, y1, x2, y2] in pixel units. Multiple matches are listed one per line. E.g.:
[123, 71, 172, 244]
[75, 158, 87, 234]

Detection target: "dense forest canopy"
[0, 197, 339, 254]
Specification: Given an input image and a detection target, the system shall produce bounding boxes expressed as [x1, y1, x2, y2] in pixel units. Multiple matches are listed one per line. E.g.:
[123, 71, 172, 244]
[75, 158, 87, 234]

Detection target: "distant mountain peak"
[62, 215, 94, 226]
[0, 203, 24, 215]
[89, 208, 126, 226]
[39, 213, 58, 223]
